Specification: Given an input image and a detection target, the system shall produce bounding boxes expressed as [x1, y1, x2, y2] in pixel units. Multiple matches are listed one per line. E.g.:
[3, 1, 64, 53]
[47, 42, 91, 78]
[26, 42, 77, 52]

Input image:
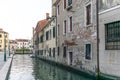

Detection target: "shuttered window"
[63, 47, 66, 58]
[53, 48, 55, 57]
[53, 27, 55, 38]
[46, 31, 49, 40]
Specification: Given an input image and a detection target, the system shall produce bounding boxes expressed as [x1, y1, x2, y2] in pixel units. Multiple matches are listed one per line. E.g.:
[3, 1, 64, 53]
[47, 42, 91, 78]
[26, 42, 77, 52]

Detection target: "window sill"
[86, 23, 93, 28]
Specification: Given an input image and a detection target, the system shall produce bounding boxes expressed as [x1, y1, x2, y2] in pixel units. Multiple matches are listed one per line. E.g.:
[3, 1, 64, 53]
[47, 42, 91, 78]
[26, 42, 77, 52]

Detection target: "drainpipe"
[96, 0, 100, 79]
[55, 1, 58, 62]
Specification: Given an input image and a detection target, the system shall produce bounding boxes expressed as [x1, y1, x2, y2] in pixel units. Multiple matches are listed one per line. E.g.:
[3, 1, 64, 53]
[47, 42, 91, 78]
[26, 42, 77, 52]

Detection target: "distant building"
[0, 28, 9, 52]
[15, 39, 30, 49]
[9, 40, 17, 51]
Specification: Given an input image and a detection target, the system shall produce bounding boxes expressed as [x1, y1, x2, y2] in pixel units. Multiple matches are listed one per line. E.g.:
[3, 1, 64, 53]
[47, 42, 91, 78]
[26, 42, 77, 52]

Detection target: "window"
[46, 31, 49, 40]
[53, 48, 55, 57]
[68, 0, 72, 6]
[57, 47, 60, 56]
[86, 4, 91, 25]
[69, 16, 72, 31]
[63, 47, 66, 58]
[53, 27, 55, 38]
[57, 5, 60, 15]
[0, 34, 2, 38]
[85, 44, 91, 60]
[39, 50, 43, 55]
[39, 35, 43, 43]
[50, 30, 51, 39]
[49, 48, 51, 57]
[64, 20, 67, 34]
[105, 21, 120, 50]
[64, 0, 66, 9]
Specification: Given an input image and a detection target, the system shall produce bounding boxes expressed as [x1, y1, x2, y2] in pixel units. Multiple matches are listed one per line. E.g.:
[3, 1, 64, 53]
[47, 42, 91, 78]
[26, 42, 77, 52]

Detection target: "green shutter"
[53, 27, 55, 38]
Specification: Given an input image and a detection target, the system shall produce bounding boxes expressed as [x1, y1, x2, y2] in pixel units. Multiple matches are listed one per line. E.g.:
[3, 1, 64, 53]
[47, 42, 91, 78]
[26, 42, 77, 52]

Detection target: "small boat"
[30, 54, 35, 58]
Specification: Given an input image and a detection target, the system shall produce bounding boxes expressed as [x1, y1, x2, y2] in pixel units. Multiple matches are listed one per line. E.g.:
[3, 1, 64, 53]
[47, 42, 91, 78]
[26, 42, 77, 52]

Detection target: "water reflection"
[8, 55, 92, 80]
[32, 58, 92, 80]
[8, 55, 34, 80]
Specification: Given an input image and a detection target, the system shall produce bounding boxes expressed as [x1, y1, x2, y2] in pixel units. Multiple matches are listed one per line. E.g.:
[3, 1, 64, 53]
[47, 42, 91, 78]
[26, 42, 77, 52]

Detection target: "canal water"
[8, 54, 93, 80]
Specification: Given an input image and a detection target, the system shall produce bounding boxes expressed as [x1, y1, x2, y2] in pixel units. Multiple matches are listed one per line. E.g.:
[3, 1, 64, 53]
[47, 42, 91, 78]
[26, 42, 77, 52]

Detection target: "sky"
[0, 0, 51, 40]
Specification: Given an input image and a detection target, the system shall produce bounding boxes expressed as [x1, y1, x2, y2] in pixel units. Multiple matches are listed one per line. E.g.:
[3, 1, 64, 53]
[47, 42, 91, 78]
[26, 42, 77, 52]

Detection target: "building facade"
[0, 28, 9, 52]
[55, 0, 97, 75]
[99, 0, 120, 77]
[9, 40, 17, 52]
[16, 39, 31, 49]
[33, 0, 120, 78]
[34, 14, 48, 56]
[42, 18, 56, 61]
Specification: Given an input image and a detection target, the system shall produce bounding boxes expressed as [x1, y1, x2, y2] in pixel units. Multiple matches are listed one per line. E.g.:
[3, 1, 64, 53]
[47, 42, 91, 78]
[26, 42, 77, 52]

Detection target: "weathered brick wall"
[57, 0, 97, 73]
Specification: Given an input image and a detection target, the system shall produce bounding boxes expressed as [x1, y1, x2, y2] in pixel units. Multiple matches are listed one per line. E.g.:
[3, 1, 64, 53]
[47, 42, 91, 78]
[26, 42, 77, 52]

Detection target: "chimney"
[46, 13, 49, 19]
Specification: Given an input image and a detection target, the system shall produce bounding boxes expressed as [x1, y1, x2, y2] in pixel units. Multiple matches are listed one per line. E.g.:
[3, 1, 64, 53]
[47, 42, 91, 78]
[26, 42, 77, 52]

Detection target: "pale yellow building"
[0, 28, 9, 52]
[42, 18, 56, 61]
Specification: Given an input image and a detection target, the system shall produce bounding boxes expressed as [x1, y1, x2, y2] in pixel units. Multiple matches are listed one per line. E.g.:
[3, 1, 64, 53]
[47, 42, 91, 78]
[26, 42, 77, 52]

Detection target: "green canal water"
[8, 54, 93, 80]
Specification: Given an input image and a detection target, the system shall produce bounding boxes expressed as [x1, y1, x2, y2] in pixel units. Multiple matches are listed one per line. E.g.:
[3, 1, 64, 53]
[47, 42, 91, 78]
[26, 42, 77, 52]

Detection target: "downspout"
[55, 2, 58, 62]
[96, 0, 100, 79]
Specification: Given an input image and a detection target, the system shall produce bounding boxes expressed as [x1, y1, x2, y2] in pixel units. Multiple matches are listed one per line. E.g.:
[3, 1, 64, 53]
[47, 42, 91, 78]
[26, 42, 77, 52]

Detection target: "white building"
[16, 39, 30, 49]
[99, 0, 120, 77]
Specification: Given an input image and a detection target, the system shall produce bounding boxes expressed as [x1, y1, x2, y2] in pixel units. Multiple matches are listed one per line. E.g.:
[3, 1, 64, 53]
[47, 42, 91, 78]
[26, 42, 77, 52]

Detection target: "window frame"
[53, 27, 55, 38]
[57, 47, 60, 56]
[63, 20, 67, 35]
[85, 43, 92, 60]
[68, 0, 72, 6]
[70, 16, 72, 32]
[64, 0, 66, 9]
[63, 46, 67, 58]
[53, 48, 55, 57]
[105, 21, 120, 50]
[85, 2, 92, 26]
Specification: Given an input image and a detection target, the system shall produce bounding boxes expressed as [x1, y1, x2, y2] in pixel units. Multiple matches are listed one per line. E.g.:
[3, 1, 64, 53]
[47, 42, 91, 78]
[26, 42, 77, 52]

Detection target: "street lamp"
[4, 32, 7, 61]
